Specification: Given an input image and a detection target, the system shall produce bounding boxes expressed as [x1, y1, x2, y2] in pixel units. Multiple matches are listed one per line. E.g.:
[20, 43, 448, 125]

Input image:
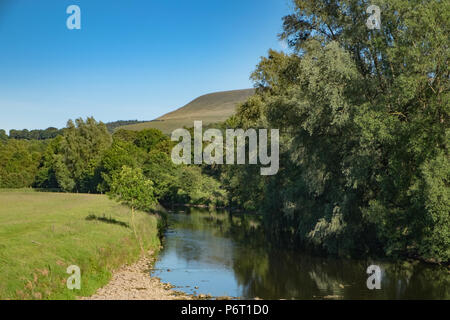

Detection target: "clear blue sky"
[0, 0, 291, 132]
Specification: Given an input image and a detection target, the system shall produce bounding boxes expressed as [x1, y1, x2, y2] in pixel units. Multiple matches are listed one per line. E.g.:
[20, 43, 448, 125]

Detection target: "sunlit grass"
[0, 189, 160, 300]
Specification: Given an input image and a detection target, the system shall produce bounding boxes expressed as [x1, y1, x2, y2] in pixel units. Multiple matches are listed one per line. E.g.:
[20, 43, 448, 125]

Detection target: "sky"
[0, 0, 291, 132]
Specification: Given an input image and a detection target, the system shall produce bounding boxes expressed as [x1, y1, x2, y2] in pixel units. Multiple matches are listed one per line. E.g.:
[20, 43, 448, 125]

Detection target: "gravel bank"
[82, 250, 191, 300]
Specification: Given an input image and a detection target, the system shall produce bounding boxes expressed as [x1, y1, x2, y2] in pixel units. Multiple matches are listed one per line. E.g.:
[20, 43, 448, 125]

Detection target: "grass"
[0, 189, 160, 300]
[119, 89, 255, 133]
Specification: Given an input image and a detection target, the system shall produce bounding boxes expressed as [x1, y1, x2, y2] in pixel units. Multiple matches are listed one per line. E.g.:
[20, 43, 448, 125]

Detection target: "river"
[151, 208, 449, 299]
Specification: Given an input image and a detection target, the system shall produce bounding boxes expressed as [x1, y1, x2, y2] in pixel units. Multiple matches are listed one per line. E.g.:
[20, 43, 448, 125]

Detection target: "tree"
[34, 136, 63, 189]
[97, 140, 147, 193]
[56, 117, 112, 192]
[33, 117, 112, 192]
[0, 130, 8, 143]
[108, 165, 157, 252]
[224, 0, 449, 262]
[112, 129, 138, 143]
[7, 127, 63, 140]
[134, 128, 167, 152]
[0, 140, 43, 188]
[142, 150, 180, 202]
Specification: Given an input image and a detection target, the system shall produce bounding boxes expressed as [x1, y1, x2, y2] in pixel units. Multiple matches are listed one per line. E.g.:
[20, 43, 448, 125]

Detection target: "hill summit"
[119, 89, 255, 133]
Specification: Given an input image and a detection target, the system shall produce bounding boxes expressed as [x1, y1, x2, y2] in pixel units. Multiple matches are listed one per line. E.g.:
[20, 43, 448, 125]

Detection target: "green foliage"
[0, 139, 44, 188]
[223, 0, 449, 263]
[8, 127, 64, 140]
[134, 128, 167, 152]
[112, 129, 138, 143]
[34, 136, 63, 189]
[6, 121, 147, 140]
[142, 150, 179, 201]
[40, 118, 113, 192]
[2, 116, 226, 212]
[28, 118, 227, 208]
[220, 163, 264, 211]
[0, 129, 8, 143]
[177, 166, 227, 206]
[33, 118, 113, 193]
[97, 140, 147, 193]
[109, 165, 157, 212]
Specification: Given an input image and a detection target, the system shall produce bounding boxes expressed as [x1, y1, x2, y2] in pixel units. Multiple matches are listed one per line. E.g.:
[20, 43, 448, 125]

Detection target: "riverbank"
[0, 189, 160, 299]
[82, 250, 191, 300]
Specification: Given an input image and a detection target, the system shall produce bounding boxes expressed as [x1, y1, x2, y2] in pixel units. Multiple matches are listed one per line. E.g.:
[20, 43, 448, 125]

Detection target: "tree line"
[0, 117, 227, 207]
[7, 127, 64, 140]
[2, 120, 150, 141]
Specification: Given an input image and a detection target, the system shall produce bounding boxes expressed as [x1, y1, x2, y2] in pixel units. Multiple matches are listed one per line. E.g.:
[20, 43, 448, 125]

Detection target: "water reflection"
[151, 208, 449, 299]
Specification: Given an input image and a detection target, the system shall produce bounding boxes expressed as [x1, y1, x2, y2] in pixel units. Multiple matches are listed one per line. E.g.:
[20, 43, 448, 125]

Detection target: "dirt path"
[82, 250, 191, 300]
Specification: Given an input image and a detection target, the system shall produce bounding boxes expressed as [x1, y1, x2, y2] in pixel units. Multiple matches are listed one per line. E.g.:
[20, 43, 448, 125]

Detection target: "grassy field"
[120, 89, 255, 133]
[0, 189, 160, 300]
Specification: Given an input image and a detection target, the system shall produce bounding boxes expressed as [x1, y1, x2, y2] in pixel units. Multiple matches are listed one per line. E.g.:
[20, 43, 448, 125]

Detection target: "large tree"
[226, 0, 449, 262]
[108, 165, 157, 252]
[36, 117, 112, 192]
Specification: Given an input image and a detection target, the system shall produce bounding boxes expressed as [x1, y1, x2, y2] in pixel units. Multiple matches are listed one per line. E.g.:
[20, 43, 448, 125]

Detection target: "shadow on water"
[151, 207, 450, 299]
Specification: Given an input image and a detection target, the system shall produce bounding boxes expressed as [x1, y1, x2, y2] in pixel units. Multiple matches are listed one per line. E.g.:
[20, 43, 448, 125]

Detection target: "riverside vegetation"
[0, 0, 448, 300]
[218, 0, 449, 264]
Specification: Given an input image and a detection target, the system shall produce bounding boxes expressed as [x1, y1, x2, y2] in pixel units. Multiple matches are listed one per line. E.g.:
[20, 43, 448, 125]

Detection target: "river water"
[151, 208, 449, 299]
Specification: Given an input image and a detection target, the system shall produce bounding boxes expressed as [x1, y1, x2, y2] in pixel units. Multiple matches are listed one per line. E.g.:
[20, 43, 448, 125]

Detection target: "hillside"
[105, 120, 149, 133]
[119, 89, 255, 133]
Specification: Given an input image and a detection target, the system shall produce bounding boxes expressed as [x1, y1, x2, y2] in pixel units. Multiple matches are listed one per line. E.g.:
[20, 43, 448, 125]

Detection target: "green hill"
[119, 89, 255, 133]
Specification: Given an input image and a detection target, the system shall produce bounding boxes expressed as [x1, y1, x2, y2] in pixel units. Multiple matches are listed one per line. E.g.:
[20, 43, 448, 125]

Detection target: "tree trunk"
[131, 206, 144, 253]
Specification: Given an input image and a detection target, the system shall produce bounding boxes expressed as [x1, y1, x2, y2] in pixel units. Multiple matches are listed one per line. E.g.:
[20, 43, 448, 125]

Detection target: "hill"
[105, 120, 149, 133]
[119, 89, 255, 133]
